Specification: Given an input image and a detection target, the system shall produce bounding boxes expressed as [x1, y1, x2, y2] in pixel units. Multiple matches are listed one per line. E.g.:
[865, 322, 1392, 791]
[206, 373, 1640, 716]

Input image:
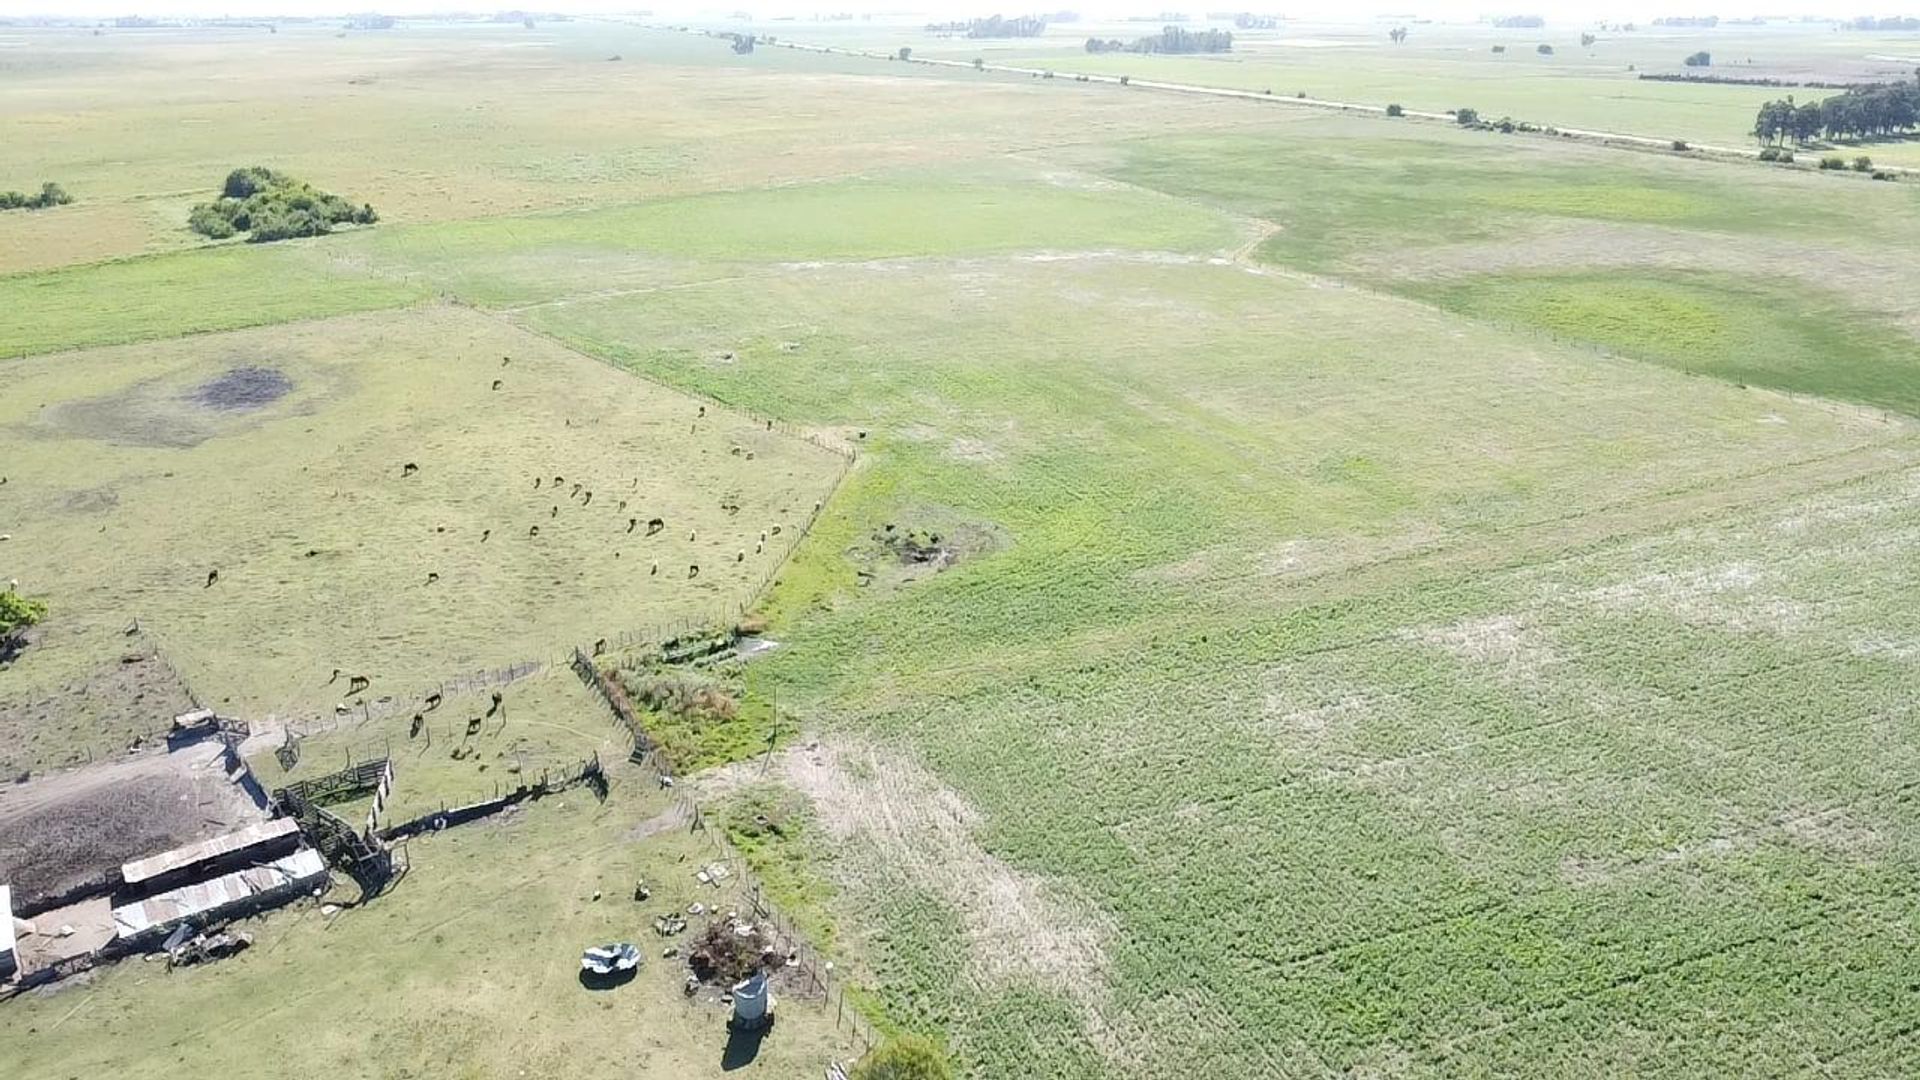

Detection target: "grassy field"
[745, 17, 1920, 165]
[0, 304, 843, 774]
[4, 18, 1920, 1080]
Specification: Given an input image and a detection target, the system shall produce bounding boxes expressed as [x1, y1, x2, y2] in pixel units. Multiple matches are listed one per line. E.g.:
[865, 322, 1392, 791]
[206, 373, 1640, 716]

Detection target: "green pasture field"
[1, 773, 860, 1079]
[3, 19, 1920, 1080]
[0, 304, 844, 775]
[511, 234, 1920, 1075]
[760, 17, 1920, 165]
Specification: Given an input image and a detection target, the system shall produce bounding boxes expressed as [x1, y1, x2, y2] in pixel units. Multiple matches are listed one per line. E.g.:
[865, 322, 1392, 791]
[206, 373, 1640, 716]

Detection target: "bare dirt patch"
[706, 738, 1113, 1009]
[1407, 613, 1562, 681]
[191, 365, 294, 412]
[0, 739, 267, 909]
[0, 631, 197, 778]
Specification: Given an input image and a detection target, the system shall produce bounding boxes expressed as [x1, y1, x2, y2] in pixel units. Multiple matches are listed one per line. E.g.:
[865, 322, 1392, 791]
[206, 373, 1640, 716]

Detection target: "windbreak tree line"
[924, 15, 1047, 38]
[1753, 78, 1920, 144]
[0, 182, 72, 211]
[1086, 26, 1233, 53]
[188, 167, 377, 243]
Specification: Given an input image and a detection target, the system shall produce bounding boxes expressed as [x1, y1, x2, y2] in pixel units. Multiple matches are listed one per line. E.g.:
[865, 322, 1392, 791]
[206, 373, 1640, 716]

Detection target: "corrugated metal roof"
[1, 884, 14, 957]
[112, 847, 326, 939]
[121, 818, 299, 885]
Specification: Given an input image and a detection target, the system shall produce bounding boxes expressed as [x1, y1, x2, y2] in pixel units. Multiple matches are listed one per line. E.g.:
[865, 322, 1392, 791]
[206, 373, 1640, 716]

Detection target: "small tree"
[1386, 103, 1404, 116]
[1536, 43, 1554, 55]
[1455, 107, 1480, 126]
[0, 588, 47, 660]
[1853, 155, 1874, 172]
[897, 46, 912, 60]
[851, 1035, 954, 1080]
[1580, 32, 1596, 46]
[972, 57, 984, 70]
[1684, 50, 1711, 67]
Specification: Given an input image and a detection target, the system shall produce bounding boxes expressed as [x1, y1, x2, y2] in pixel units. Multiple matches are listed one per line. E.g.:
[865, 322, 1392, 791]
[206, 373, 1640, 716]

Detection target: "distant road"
[713, 31, 1916, 177]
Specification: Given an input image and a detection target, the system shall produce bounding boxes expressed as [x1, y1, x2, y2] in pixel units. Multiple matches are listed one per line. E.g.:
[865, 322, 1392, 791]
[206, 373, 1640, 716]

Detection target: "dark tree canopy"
[189, 168, 376, 243]
[1753, 78, 1920, 144]
[0, 181, 72, 212]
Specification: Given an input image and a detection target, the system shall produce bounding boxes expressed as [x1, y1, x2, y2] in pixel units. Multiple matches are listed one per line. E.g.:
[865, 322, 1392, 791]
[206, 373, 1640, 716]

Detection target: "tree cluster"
[1237, 13, 1279, 29]
[1088, 26, 1232, 53]
[0, 181, 71, 211]
[1843, 16, 1920, 30]
[1389, 26, 1407, 42]
[1684, 50, 1711, 66]
[188, 167, 377, 243]
[1492, 15, 1544, 28]
[1652, 15, 1718, 26]
[1753, 79, 1920, 144]
[961, 14, 1047, 38]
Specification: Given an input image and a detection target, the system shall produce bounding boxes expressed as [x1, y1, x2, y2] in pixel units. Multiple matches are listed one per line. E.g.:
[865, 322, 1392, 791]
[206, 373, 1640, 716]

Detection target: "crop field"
[3, 17, 1920, 1080]
[0, 303, 844, 774]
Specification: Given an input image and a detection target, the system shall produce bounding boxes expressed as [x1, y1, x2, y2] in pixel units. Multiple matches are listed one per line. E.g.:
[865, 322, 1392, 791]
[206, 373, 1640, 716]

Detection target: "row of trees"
[1753, 79, 1920, 145]
[1844, 16, 1920, 30]
[0, 181, 71, 211]
[1087, 25, 1232, 54]
[188, 167, 376, 242]
[929, 14, 1047, 38]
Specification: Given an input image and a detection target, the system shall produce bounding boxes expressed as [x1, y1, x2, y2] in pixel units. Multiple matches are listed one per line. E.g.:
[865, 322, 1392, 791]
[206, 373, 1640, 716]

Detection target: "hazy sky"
[0, 0, 1893, 24]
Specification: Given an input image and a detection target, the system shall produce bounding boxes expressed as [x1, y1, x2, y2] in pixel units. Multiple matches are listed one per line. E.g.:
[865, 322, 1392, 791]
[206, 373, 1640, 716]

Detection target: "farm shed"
[0, 885, 15, 980]
[121, 818, 301, 896]
[111, 847, 327, 943]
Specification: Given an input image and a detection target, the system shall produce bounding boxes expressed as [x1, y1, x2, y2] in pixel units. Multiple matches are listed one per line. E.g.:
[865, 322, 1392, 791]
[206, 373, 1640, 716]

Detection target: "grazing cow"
[329, 668, 342, 685]
[759, 530, 767, 543]
[204, 569, 219, 588]
[767, 419, 773, 431]
[688, 564, 700, 579]
[409, 713, 424, 739]
[529, 525, 540, 537]
[593, 638, 607, 656]
[347, 674, 371, 695]
[487, 689, 506, 716]
[618, 499, 627, 512]
[814, 500, 823, 512]
[465, 716, 483, 737]
[481, 529, 491, 543]
[534, 477, 541, 490]
[571, 483, 582, 499]
[627, 518, 637, 534]
[688, 529, 697, 542]
[491, 379, 503, 391]
[582, 491, 593, 506]
[736, 551, 745, 562]
[646, 518, 665, 536]
[426, 572, 439, 585]
[306, 548, 321, 557]
[770, 525, 782, 536]
[755, 541, 763, 554]
[554, 475, 565, 486]
[424, 692, 443, 711]
[650, 561, 658, 576]
[551, 506, 558, 518]
[401, 462, 419, 477]
[698, 405, 706, 417]
[502, 356, 511, 367]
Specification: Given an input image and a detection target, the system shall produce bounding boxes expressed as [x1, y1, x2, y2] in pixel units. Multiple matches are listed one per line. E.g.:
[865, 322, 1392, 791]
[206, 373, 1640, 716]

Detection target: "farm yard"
[2, 14, 1920, 1080]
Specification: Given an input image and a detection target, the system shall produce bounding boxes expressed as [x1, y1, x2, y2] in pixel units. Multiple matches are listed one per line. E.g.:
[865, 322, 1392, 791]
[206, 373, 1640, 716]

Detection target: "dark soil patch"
[0, 631, 197, 777]
[190, 366, 294, 412]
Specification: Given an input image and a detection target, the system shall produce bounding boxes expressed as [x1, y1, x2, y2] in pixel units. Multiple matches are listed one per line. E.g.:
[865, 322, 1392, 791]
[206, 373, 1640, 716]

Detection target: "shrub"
[1852, 155, 1873, 172]
[1683, 50, 1711, 66]
[0, 182, 74, 212]
[1386, 103, 1403, 116]
[1, 588, 47, 661]
[1536, 43, 1554, 55]
[851, 1035, 954, 1080]
[1118, 74, 1129, 85]
[1819, 156, 1846, 170]
[1491, 44, 1506, 53]
[1757, 146, 1780, 161]
[1671, 139, 1690, 151]
[972, 57, 984, 70]
[1455, 107, 1480, 126]
[189, 168, 375, 242]
[1873, 170, 1896, 180]
[896, 46, 911, 60]
[1496, 117, 1516, 133]
[1778, 150, 1794, 163]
